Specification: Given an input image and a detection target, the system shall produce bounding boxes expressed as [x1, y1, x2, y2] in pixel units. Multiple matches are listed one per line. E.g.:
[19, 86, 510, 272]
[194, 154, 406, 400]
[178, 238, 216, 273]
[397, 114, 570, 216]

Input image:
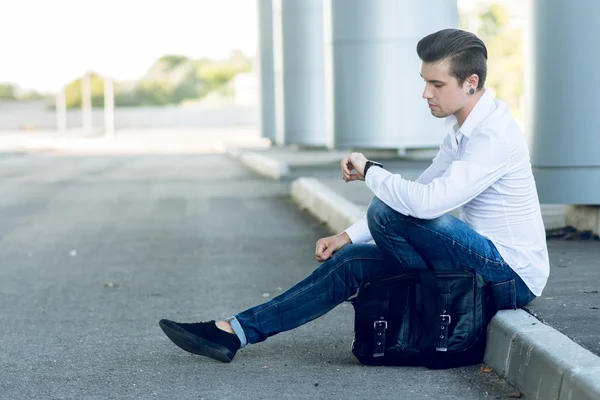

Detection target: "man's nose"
[422, 86, 432, 99]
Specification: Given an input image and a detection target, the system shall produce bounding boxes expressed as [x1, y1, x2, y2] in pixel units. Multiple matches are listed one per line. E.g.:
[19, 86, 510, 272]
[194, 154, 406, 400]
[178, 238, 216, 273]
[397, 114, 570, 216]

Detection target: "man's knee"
[366, 197, 455, 237]
[327, 243, 370, 269]
[366, 197, 409, 234]
[367, 197, 393, 226]
[313, 245, 362, 287]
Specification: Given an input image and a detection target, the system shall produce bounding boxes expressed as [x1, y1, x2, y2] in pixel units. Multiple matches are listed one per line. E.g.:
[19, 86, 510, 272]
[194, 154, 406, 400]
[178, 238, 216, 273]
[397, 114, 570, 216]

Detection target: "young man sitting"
[159, 28, 549, 363]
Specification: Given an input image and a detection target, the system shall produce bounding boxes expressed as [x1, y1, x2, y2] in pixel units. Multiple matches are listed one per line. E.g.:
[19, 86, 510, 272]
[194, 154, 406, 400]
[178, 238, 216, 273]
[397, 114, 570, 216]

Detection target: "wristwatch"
[364, 160, 383, 177]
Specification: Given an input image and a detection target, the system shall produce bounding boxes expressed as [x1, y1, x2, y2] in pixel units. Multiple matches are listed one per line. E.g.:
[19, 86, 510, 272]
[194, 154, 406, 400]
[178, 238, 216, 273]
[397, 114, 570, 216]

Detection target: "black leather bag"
[350, 269, 499, 369]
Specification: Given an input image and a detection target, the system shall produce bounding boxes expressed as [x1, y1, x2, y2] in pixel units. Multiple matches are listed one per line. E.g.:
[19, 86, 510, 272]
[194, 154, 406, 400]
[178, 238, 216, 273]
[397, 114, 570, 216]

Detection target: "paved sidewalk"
[231, 146, 600, 400]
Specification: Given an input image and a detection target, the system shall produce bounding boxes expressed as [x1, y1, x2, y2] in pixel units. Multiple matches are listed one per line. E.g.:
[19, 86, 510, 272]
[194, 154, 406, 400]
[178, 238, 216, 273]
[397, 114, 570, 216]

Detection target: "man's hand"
[315, 232, 352, 262]
[341, 152, 368, 182]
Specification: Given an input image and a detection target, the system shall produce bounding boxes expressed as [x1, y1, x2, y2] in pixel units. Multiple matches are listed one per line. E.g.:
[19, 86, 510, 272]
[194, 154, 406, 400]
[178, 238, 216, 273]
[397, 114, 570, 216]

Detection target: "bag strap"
[372, 299, 389, 357]
[418, 270, 440, 359]
[436, 290, 452, 351]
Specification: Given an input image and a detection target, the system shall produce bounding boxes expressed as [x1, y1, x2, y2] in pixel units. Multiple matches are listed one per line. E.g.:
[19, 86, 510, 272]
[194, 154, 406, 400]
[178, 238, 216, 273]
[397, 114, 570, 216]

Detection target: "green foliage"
[195, 52, 252, 97]
[132, 80, 174, 106]
[0, 83, 17, 100]
[199, 65, 241, 90]
[65, 73, 106, 108]
[479, 4, 509, 40]
[172, 76, 199, 104]
[60, 52, 252, 108]
[0, 84, 45, 101]
[19, 90, 43, 100]
[477, 3, 524, 121]
[158, 55, 190, 71]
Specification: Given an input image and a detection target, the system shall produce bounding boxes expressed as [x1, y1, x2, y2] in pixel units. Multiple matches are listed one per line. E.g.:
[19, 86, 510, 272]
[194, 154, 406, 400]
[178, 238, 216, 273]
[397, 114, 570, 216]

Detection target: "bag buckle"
[374, 320, 388, 329]
[440, 314, 451, 324]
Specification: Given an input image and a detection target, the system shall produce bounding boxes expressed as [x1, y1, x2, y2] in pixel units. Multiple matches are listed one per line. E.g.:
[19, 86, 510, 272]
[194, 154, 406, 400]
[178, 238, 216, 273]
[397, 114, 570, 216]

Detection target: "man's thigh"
[327, 243, 424, 287]
[367, 198, 515, 281]
[367, 198, 532, 308]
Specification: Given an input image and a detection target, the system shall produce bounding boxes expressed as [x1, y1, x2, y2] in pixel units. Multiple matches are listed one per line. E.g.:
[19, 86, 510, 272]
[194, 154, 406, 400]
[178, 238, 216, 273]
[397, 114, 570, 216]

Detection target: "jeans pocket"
[493, 279, 517, 310]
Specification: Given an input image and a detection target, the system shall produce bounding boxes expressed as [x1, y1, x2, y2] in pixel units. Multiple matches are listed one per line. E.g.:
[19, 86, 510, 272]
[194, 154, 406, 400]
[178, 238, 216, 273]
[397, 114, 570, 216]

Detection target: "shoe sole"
[159, 320, 234, 363]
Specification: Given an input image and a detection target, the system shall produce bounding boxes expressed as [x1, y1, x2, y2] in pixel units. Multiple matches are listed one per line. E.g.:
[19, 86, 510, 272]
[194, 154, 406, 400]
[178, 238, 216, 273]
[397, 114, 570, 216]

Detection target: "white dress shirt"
[345, 90, 549, 296]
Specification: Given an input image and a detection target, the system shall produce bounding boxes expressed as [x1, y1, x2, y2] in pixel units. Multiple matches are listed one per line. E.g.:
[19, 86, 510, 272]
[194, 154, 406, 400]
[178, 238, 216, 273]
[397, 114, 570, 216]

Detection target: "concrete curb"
[228, 147, 436, 181]
[236, 151, 290, 180]
[290, 176, 600, 400]
[485, 311, 600, 400]
[291, 177, 365, 234]
[225, 147, 243, 159]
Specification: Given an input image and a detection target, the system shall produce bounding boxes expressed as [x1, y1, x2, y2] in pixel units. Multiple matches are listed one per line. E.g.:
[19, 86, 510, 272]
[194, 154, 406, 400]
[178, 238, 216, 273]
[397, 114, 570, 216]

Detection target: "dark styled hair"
[416, 29, 487, 89]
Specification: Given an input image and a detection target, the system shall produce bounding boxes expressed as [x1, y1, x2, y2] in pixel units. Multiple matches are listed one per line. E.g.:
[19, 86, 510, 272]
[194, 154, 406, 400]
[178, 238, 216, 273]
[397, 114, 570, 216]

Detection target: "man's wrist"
[338, 231, 352, 244]
[364, 160, 383, 178]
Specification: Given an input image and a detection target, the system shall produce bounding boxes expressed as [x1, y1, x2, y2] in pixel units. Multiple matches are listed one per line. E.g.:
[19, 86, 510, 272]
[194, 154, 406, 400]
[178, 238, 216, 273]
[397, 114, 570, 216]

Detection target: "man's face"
[420, 60, 468, 119]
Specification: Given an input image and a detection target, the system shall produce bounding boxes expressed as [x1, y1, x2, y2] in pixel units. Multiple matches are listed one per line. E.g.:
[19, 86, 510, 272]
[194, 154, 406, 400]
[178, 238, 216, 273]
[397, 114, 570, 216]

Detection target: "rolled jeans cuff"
[225, 316, 248, 348]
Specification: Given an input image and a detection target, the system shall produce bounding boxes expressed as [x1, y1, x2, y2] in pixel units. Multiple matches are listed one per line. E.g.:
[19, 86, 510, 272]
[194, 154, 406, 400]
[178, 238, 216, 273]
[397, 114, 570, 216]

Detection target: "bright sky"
[0, 0, 257, 92]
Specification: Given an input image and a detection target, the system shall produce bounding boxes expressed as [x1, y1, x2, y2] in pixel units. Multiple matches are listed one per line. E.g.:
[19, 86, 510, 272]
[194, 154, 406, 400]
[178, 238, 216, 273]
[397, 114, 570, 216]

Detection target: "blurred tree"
[199, 65, 239, 91]
[133, 54, 200, 105]
[479, 3, 509, 39]
[19, 90, 44, 101]
[172, 74, 200, 104]
[60, 51, 253, 108]
[65, 73, 106, 108]
[158, 55, 190, 71]
[133, 80, 174, 106]
[195, 57, 251, 98]
[476, 3, 524, 121]
[0, 83, 17, 100]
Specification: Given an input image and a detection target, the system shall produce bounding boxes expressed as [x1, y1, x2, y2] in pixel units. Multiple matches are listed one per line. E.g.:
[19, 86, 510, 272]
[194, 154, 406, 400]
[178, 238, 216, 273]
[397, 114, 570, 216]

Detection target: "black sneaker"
[159, 319, 241, 363]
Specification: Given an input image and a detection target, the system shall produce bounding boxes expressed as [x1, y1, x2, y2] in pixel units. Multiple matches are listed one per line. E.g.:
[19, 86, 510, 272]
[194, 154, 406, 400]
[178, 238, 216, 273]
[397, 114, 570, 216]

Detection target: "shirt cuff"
[365, 166, 392, 193]
[344, 215, 373, 244]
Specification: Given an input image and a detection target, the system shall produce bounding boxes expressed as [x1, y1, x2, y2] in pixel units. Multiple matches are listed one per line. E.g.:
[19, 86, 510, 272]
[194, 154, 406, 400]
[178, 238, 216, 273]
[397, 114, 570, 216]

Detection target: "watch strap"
[364, 160, 383, 178]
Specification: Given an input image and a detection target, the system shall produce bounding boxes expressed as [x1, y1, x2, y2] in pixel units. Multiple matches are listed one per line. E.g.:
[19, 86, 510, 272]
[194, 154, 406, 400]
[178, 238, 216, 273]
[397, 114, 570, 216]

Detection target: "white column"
[257, 0, 277, 143]
[326, 0, 458, 149]
[323, 0, 334, 149]
[82, 73, 92, 134]
[528, 0, 600, 204]
[104, 76, 115, 137]
[272, 0, 285, 146]
[273, 0, 327, 147]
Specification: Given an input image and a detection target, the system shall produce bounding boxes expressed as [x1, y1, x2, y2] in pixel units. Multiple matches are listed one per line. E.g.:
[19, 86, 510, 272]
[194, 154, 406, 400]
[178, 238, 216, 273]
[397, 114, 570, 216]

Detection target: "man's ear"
[467, 73, 480, 90]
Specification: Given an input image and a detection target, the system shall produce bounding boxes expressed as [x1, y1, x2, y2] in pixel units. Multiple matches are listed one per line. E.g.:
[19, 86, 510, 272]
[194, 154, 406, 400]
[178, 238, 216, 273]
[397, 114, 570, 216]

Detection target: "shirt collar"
[444, 89, 495, 139]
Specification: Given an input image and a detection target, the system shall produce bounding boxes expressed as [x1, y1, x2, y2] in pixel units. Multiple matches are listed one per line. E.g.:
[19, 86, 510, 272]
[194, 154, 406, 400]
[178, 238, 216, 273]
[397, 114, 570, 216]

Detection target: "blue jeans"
[229, 197, 535, 348]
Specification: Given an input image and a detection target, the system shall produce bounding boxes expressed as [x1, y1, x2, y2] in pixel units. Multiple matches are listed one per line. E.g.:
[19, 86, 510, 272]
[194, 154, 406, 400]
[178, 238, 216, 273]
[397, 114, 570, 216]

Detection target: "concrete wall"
[0, 101, 258, 131]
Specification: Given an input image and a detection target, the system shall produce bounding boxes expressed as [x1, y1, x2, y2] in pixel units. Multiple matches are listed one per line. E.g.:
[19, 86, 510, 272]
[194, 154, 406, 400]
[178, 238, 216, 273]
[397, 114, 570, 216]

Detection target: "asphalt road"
[0, 152, 520, 399]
